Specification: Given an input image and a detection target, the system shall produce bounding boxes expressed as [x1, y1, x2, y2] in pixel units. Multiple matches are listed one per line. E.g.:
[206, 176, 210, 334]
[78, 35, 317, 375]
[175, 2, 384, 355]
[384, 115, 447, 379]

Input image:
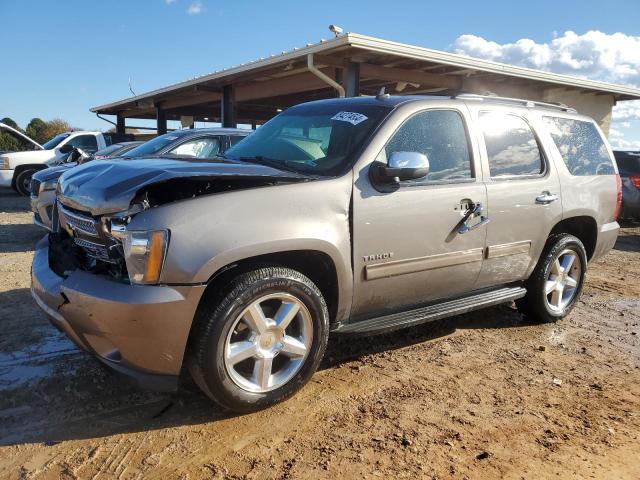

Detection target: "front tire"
[15, 168, 37, 196]
[517, 234, 587, 323]
[188, 267, 329, 412]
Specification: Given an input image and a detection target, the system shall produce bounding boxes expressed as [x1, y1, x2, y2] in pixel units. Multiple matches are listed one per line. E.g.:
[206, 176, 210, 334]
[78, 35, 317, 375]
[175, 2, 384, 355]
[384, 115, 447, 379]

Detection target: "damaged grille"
[58, 202, 99, 237]
[57, 201, 122, 264]
[72, 237, 112, 262]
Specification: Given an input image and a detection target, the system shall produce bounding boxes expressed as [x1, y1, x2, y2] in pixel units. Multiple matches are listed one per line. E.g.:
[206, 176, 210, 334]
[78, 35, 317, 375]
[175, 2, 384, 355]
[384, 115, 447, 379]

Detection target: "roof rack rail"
[454, 93, 577, 113]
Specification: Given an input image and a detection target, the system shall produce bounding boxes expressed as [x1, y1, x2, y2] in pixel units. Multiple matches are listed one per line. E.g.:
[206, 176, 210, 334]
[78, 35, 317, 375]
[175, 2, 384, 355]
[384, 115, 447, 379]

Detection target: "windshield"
[94, 144, 125, 156]
[42, 133, 70, 150]
[124, 133, 181, 157]
[225, 101, 393, 175]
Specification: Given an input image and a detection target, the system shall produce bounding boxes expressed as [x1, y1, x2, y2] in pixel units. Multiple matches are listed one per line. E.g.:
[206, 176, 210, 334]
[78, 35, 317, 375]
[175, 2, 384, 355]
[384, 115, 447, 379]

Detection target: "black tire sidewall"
[530, 235, 587, 321]
[198, 269, 329, 411]
[16, 169, 36, 196]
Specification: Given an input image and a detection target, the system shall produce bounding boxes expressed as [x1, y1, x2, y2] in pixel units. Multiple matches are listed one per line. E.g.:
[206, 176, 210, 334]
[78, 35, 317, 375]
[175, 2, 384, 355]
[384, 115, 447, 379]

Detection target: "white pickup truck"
[0, 123, 131, 195]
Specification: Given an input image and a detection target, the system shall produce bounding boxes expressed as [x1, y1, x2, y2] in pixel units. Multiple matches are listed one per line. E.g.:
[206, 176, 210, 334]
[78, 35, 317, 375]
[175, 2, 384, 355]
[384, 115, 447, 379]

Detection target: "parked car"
[31, 95, 620, 412]
[613, 150, 640, 224]
[29, 129, 250, 230]
[30, 143, 141, 229]
[1, 129, 133, 195]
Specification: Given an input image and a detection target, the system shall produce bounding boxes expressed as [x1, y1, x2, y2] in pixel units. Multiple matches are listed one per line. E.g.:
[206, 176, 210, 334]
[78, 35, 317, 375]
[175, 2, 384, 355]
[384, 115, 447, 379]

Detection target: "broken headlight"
[120, 230, 169, 285]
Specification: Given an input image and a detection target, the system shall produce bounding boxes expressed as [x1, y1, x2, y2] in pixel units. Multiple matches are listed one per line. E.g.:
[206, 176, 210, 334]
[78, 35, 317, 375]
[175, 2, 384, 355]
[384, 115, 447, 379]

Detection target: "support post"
[116, 113, 125, 135]
[156, 107, 167, 135]
[344, 62, 360, 97]
[222, 85, 237, 128]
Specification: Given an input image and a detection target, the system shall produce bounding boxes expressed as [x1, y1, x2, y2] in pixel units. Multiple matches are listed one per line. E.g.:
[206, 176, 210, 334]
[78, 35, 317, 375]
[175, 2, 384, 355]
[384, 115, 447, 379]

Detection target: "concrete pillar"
[156, 107, 167, 135]
[344, 62, 360, 97]
[116, 113, 125, 135]
[222, 85, 237, 128]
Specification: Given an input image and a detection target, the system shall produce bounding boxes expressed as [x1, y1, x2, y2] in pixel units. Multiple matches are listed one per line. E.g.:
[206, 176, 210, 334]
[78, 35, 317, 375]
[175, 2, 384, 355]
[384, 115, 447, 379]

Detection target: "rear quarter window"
[543, 117, 615, 176]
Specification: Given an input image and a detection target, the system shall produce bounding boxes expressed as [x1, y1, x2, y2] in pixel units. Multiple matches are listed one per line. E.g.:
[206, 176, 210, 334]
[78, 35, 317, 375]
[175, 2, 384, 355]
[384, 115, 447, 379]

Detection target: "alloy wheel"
[544, 248, 582, 313]
[224, 293, 313, 393]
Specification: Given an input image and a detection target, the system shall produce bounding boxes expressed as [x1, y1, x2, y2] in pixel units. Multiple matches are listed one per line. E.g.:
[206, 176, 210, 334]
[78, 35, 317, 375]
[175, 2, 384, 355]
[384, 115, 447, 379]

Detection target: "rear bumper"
[0, 169, 14, 187]
[30, 236, 207, 391]
[592, 221, 620, 262]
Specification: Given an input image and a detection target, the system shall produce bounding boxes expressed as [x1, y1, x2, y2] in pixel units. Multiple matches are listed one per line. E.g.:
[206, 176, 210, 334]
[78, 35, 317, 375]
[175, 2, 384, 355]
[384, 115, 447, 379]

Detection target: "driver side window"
[382, 110, 472, 183]
[169, 136, 221, 159]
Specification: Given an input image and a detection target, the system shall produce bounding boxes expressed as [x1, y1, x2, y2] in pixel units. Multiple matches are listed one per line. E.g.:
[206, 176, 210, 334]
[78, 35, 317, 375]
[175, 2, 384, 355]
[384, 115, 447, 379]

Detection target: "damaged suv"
[32, 94, 620, 411]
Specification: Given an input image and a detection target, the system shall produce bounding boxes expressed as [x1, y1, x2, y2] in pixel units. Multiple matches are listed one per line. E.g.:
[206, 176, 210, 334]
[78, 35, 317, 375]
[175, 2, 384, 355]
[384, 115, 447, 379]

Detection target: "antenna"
[128, 76, 137, 96]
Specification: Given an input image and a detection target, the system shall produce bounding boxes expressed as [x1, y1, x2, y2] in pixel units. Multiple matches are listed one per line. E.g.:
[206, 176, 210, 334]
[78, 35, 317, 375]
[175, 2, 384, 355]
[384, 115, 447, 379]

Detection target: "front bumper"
[592, 221, 620, 262]
[31, 236, 207, 391]
[0, 169, 14, 188]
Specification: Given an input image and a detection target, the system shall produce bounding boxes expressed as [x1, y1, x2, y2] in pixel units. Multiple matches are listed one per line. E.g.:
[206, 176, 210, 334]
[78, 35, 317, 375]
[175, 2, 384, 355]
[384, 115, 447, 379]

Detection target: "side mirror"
[371, 151, 430, 183]
[59, 143, 73, 154]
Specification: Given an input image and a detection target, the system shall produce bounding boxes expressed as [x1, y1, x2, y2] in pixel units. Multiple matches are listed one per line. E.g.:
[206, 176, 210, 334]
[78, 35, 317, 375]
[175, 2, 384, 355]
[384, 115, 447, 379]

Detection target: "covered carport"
[91, 32, 640, 135]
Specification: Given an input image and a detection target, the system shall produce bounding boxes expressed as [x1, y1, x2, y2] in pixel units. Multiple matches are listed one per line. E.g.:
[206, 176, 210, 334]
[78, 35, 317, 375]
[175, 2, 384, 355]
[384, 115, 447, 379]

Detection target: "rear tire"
[15, 168, 37, 196]
[517, 234, 587, 323]
[188, 267, 329, 412]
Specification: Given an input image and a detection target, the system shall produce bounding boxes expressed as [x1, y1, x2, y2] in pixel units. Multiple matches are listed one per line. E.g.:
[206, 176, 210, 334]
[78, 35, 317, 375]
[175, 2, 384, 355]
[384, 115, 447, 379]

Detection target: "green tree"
[26, 118, 48, 144]
[0, 117, 26, 152]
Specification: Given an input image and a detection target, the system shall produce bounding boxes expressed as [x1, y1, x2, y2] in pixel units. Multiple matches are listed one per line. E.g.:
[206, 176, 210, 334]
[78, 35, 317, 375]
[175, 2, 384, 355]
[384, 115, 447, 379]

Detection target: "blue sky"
[1, 0, 639, 146]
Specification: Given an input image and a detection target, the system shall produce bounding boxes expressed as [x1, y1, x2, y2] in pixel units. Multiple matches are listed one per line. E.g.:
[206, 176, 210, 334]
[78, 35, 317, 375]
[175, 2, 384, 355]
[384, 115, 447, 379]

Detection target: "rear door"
[351, 104, 488, 319]
[469, 105, 563, 288]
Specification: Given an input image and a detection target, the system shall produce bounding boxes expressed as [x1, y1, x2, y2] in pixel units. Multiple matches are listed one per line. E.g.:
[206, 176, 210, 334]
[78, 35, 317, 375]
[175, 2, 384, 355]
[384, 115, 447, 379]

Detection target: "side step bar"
[332, 286, 526, 335]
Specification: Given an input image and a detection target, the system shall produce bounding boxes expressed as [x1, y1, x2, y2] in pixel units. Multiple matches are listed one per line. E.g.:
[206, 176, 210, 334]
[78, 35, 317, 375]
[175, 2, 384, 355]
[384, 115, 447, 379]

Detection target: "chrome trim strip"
[486, 241, 531, 259]
[58, 202, 99, 237]
[365, 248, 484, 280]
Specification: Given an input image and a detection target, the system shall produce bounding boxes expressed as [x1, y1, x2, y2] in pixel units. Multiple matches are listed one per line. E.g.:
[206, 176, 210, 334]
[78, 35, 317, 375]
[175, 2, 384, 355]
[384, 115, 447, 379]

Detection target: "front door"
[351, 107, 488, 320]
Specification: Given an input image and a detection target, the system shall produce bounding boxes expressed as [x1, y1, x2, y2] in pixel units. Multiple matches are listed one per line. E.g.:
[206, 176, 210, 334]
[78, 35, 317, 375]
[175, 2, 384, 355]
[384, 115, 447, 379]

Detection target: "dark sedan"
[613, 150, 640, 224]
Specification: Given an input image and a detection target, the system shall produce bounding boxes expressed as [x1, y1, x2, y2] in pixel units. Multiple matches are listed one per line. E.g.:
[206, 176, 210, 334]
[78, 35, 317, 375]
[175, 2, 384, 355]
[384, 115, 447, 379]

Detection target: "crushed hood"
[57, 157, 312, 216]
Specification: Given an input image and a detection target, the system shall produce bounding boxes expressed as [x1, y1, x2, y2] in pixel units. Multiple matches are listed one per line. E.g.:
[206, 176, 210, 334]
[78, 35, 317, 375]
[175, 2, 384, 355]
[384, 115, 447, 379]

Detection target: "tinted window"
[125, 133, 182, 157]
[42, 133, 70, 150]
[229, 135, 246, 147]
[67, 135, 98, 152]
[168, 136, 220, 158]
[613, 151, 640, 175]
[544, 117, 615, 176]
[94, 144, 124, 156]
[382, 110, 472, 182]
[480, 112, 543, 177]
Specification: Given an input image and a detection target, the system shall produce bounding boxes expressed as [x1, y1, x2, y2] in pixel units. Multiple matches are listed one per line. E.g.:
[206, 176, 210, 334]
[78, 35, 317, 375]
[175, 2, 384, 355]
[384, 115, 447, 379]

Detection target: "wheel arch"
[548, 215, 598, 260]
[11, 163, 47, 189]
[198, 249, 342, 326]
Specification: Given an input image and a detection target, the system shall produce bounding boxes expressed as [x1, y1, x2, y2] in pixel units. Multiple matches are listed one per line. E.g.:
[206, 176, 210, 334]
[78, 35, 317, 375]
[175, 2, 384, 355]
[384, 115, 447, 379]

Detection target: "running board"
[332, 286, 526, 335]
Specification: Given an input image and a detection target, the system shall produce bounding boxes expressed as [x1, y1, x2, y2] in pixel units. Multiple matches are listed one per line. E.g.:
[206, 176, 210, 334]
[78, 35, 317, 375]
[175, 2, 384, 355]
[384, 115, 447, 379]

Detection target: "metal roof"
[91, 32, 640, 120]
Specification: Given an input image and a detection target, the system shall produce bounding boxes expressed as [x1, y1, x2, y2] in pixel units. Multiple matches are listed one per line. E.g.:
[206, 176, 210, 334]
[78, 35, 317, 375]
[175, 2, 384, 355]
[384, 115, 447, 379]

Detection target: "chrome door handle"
[536, 191, 559, 205]
[458, 202, 490, 234]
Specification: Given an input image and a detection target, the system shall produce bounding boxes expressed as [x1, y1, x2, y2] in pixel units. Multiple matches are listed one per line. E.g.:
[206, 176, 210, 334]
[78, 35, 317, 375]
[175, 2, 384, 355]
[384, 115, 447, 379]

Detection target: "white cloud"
[450, 30, 640, 147]
[186, 1, 202, 14]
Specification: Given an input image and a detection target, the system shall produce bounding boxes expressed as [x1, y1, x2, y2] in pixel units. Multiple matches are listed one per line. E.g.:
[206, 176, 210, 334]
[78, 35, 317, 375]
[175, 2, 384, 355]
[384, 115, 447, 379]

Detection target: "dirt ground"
[1, 189, 639, 480]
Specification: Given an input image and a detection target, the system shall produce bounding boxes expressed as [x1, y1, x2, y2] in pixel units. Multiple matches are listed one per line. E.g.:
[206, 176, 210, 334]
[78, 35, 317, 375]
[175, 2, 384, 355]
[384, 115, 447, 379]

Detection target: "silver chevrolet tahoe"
[31, 94, 621, 411]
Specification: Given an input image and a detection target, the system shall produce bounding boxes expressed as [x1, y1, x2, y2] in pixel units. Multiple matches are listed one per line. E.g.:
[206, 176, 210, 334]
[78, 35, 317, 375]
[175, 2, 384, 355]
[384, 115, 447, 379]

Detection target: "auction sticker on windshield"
[331, 111, 368, 125]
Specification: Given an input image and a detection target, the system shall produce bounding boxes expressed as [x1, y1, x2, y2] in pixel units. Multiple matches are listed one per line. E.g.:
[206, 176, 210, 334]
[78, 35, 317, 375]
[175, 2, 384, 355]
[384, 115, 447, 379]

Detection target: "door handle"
[536, 191, 559, 205]
[458, 202, 490, 234]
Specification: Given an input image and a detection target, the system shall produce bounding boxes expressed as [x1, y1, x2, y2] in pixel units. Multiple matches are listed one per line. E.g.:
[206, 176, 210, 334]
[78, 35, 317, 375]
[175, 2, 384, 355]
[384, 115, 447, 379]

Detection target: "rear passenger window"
[480, 112, 543, 177]
[543, 117, 615, 175]
[383, 110, 472, 182]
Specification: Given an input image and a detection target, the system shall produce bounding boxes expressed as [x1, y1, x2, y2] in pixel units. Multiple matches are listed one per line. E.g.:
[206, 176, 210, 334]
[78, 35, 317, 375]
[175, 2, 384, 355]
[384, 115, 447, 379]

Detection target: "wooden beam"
[359, 63, 461, 90]
[235, 71, 334, 101]
[157, 92, 220, 110]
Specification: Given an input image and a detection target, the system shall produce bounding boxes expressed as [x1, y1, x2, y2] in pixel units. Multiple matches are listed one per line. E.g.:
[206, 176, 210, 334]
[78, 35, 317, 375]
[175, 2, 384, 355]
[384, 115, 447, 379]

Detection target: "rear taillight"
[631, 176, 640, 189]
[613, 174, 623, 221]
